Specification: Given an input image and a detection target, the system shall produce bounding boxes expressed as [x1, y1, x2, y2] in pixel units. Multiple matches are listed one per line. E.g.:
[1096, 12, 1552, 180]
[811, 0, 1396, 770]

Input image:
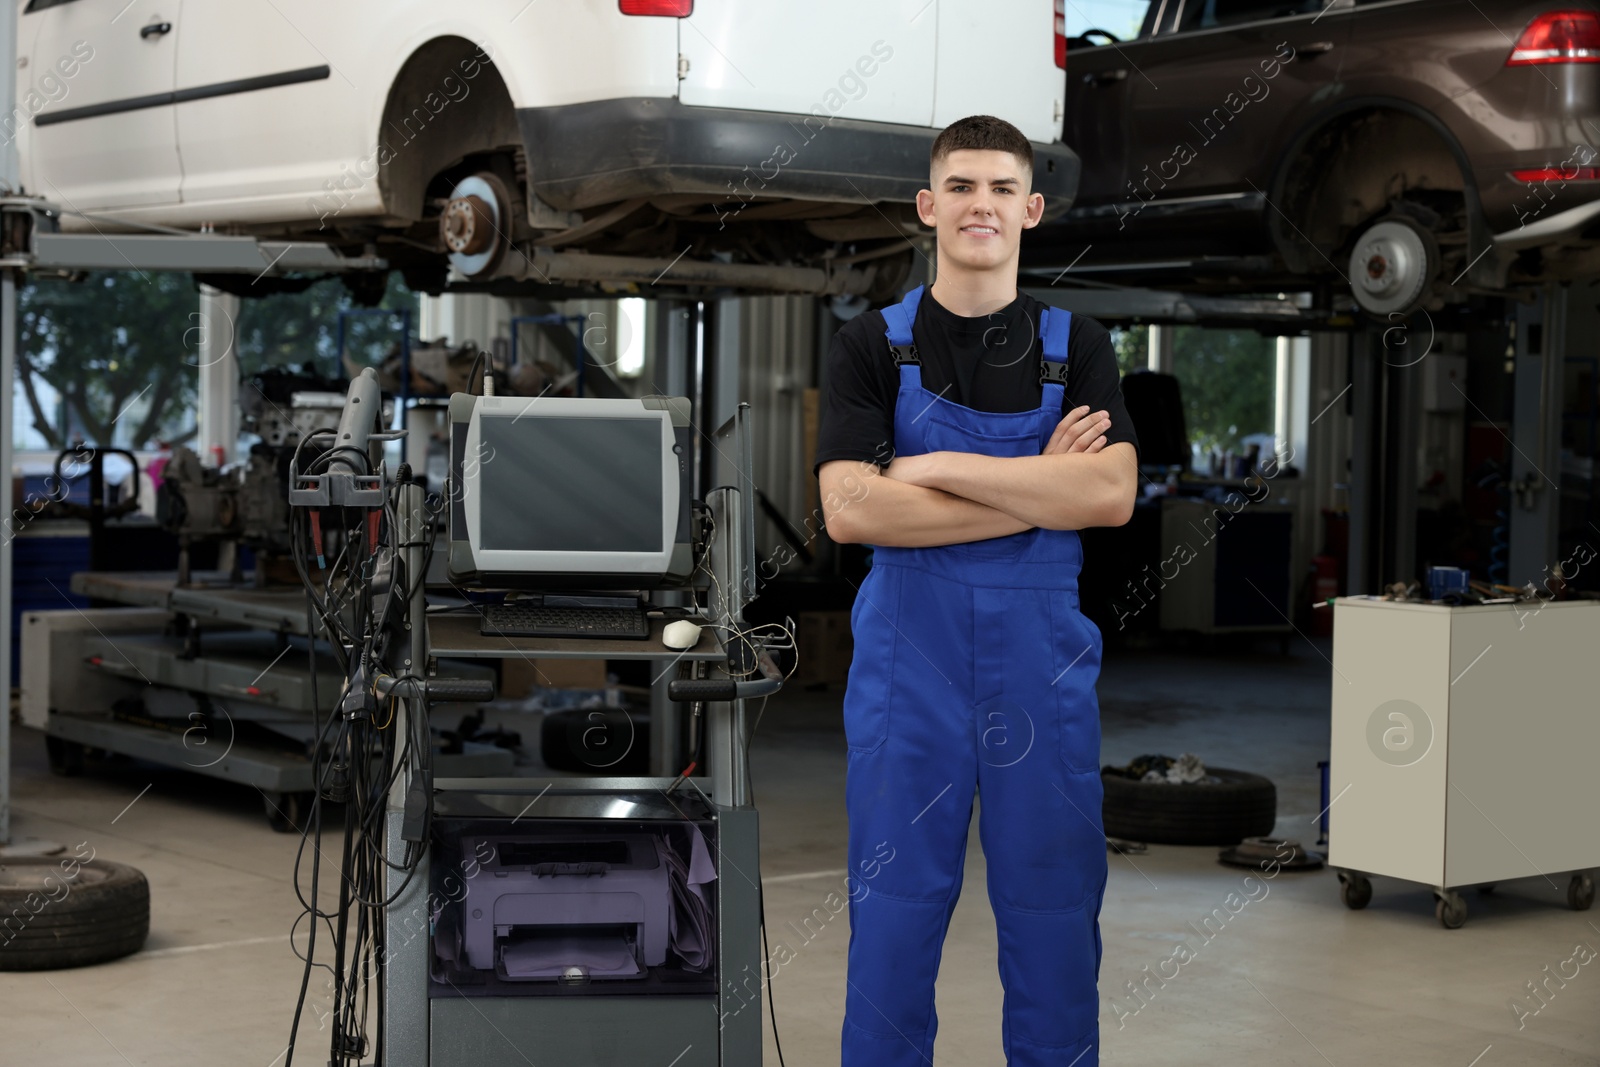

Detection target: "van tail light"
[1054, 0, 1067, 69]
[1507, 11, 1600, 65]
[619, 0, 692, 14]
[1512, 166, 1600, 181]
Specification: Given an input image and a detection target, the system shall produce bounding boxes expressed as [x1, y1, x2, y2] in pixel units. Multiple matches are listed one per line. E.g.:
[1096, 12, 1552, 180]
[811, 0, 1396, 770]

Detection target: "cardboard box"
[794, 610, 853, 687]
[501, 656, 609, 697]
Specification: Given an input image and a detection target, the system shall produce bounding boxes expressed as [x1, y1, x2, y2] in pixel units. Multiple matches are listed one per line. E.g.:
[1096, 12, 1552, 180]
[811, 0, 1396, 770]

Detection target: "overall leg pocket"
[843, 568, 900, 754]
[1051, 593, 1104, 774]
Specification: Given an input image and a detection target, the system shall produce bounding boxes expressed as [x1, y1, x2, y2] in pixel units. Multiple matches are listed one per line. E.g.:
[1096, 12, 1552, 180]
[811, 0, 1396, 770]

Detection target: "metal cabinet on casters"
[1327, 597, 1600, 927]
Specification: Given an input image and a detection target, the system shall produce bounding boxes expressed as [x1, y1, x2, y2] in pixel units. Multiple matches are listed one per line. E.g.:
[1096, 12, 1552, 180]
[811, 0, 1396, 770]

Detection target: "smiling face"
[916, 148, 1046, 278]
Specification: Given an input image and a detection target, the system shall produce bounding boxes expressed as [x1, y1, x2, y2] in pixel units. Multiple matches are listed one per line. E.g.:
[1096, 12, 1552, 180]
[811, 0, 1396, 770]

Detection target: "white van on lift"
[11, 0, 1079, 297]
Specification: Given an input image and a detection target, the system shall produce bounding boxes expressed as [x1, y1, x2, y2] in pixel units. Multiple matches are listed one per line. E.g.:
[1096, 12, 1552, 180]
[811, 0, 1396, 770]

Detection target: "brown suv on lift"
[1024, 0, 1600, 317]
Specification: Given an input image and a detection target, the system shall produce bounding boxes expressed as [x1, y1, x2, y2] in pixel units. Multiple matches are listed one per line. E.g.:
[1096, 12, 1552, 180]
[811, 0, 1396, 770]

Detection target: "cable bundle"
[282, 437, 437, 1067]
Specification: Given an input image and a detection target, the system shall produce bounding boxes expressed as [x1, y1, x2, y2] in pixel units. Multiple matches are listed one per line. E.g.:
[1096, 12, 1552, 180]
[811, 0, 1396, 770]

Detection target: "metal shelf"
[46, 711, 512, 793]
[68, 571, 316, 635]
[426, 611, 724, 662]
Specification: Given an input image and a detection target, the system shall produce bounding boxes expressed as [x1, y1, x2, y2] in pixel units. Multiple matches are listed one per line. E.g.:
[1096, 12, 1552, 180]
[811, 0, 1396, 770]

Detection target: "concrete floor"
[3, 637, 1596, 1066]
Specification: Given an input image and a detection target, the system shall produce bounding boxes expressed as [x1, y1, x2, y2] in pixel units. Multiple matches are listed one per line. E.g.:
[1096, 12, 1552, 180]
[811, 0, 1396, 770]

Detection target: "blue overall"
[841, 286, 1108, 1065]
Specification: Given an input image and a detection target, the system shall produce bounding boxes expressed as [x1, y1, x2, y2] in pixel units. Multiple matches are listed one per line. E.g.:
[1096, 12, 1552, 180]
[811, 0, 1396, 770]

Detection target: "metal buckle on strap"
[890, 344, 921, 366]
[1040, 359, 1069, 385]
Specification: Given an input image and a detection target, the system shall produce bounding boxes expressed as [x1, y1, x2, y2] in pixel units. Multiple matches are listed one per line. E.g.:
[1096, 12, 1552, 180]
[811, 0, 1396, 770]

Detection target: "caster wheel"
[45, 736, 85, 777]
[1477, 883, 1496, 895]
[263, 791, 313, 834]
[1435, 892, 1467, 929]
[1569, 873, 1595, 912]
[1338, 871, 1372, 910]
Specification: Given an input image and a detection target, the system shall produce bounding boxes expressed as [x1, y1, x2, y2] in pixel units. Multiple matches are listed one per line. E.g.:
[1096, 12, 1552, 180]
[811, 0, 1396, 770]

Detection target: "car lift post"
[2, 0, 21, 846]
[1508, 286, 1565, 587]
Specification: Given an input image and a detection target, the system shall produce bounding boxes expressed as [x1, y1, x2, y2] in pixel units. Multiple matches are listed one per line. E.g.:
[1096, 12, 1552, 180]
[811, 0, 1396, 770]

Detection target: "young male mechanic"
[814, 114, 1140, 1066]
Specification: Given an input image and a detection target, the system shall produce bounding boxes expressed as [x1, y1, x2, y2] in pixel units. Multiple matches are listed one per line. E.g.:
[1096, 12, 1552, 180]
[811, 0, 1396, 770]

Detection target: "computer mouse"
[663, 620, 702, 650]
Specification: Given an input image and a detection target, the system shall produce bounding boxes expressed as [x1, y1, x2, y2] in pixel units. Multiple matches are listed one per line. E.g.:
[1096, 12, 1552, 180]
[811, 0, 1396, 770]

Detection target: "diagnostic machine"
[446, 393, 696, 590]
[363, 389, 785, 1067]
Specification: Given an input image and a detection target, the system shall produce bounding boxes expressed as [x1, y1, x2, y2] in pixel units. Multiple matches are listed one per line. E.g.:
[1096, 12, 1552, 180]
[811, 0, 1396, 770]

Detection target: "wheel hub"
[438, 173, 511, 279]
[1356, 234, 1415, 299]
[1348, 218, 1435, 317]
[441, 195, 496, 256]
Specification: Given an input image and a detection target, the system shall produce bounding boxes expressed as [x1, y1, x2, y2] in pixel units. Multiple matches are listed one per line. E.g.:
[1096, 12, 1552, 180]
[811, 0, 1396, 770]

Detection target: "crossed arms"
[819, 405, 1139, 548]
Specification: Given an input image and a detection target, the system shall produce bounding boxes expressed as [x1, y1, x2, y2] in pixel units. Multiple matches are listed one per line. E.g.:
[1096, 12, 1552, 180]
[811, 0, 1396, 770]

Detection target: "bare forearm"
[926, 447, 1137, 529]
[829, 473, 1032, 547]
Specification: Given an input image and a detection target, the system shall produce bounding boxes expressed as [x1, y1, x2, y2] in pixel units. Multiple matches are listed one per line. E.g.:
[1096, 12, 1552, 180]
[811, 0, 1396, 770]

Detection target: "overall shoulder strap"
[1038, 305, 1072, 386]
[881, 285, 923, 364]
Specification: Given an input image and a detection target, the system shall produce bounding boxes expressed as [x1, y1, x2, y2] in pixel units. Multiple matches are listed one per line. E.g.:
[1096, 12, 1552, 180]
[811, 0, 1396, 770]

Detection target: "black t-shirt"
[814, 289, 1140, 474]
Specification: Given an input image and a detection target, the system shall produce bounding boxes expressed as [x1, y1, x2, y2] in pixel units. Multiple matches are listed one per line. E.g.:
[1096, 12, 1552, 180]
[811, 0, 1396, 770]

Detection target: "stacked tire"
[0, 855, 149, 971]
[1101, 767, 1277, 846]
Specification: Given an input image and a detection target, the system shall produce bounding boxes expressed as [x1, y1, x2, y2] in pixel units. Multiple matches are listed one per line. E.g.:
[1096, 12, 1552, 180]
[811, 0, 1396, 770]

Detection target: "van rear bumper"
[517, 97, 1079, 220]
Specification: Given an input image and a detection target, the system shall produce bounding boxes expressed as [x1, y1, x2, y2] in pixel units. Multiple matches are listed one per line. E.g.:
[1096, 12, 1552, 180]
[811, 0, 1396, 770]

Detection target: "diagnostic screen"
[478, 416, 663, 553]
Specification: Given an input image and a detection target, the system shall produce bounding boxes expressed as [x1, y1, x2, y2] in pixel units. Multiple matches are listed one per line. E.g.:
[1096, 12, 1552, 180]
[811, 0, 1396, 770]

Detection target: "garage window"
[13, 272, 199, 454]
[1113, 324, 1276, 469]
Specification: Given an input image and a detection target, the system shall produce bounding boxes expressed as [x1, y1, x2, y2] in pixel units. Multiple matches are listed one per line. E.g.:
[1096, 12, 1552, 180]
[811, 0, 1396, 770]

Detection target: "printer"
[458, 832, 668, 980]
[436, 827, 715, 984]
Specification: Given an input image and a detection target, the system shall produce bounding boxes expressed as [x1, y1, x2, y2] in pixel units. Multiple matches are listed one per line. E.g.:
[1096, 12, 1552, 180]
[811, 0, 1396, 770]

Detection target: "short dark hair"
[930, 115, 1034, 178]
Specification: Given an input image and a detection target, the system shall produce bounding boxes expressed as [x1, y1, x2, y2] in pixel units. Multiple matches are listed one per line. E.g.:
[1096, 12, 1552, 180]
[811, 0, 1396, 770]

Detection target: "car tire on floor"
[0, 856, 149, 971]
[1101, 766, 1277, 846]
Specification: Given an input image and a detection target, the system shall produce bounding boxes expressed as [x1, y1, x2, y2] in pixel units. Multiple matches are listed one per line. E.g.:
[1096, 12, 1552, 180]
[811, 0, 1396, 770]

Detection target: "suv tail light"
[1054, 0, 1067, 69]
[1512, 166, 1600, 181]
[620, 0, 692, 14]
[1507, 10, 1600, 65]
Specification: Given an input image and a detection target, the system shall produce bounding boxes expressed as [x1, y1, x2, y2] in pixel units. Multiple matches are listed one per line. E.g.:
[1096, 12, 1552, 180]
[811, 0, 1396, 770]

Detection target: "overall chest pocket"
[923, 414, 1046, 558]
[924, 414, 1042, 459]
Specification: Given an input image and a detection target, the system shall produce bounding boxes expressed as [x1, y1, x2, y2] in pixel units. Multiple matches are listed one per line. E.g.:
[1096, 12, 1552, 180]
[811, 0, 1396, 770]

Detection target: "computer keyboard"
[481, 602, 651, 641]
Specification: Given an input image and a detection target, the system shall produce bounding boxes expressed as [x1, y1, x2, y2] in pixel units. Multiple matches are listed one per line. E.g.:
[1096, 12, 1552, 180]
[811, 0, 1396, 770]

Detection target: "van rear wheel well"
[377, 37, 523, 230]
